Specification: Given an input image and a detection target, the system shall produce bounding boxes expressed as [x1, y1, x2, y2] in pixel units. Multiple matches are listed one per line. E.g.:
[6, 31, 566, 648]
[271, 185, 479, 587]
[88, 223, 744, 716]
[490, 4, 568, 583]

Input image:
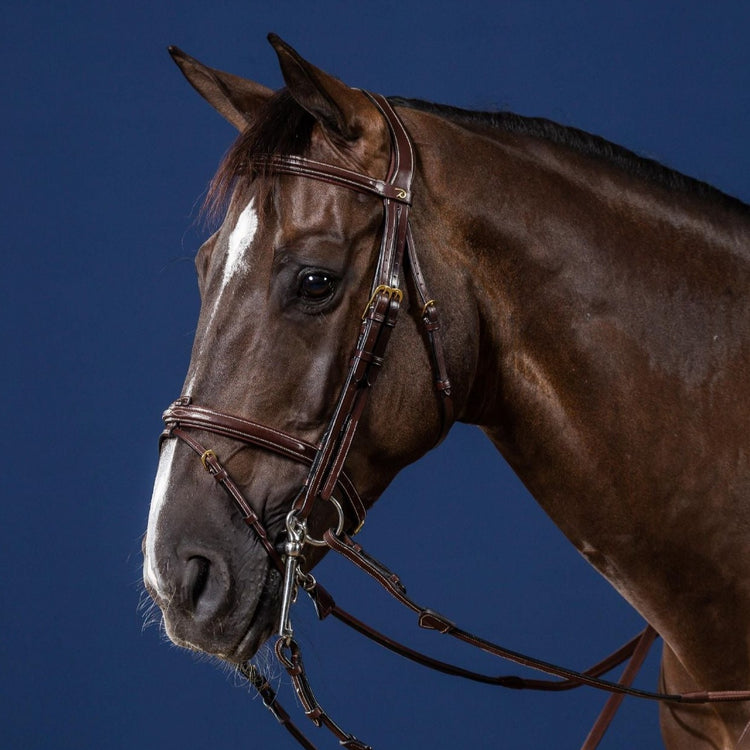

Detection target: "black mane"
[206, 90, 747, 217]
[390, 96, 748, 213]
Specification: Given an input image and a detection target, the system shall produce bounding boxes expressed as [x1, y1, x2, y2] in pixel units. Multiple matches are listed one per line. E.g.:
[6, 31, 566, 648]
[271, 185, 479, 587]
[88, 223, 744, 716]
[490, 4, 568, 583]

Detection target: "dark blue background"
[3, 2, 748, 748]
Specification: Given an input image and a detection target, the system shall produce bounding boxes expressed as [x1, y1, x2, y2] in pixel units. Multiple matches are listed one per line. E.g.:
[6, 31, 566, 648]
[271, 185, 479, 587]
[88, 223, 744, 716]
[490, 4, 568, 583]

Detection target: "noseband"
[158, 93, 750, 750]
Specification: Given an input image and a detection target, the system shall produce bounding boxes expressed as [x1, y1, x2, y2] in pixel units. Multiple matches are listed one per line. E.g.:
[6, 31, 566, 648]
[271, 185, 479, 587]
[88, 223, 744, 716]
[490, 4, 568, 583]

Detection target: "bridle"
[164, 90, 452, 538]
[159, 92, 750, 750]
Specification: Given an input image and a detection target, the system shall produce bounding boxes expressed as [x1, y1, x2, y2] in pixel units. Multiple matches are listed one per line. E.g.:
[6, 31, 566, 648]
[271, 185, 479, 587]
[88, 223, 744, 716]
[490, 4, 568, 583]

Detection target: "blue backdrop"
[3, 2, 748, 748]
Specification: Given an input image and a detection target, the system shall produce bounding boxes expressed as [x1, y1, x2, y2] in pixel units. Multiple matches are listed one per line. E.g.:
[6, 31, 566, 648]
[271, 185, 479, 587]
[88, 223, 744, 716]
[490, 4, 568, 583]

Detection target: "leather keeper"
[418, 609, 456, 634]
[308, 583, 336, 620]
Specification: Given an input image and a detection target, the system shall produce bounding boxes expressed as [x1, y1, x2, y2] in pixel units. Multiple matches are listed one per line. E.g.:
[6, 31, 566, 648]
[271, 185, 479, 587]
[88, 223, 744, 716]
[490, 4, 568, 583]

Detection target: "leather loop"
[418, 610, 456, 634]
[308, 582, 336, 620]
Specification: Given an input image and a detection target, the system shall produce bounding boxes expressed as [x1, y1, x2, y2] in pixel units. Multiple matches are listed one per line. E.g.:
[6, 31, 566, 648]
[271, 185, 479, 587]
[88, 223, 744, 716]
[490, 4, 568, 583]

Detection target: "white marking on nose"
[144, 439, 178, 596]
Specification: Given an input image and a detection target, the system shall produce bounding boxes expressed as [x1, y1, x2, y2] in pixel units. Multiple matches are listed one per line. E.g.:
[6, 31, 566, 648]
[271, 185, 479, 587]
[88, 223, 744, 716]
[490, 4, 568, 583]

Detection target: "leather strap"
[167, 422, 285, 573]
[240, 663, 318, 750]
[322, 530, 750, 705]
[275, 638, 371, 750]
[580, 625, 659, 749]
[405, 225, 454, 443]
[305, 579, 651, 692]
[260, 154, 411, 204]
[162, 398, 366, 532]
[288, 92, 414, 525]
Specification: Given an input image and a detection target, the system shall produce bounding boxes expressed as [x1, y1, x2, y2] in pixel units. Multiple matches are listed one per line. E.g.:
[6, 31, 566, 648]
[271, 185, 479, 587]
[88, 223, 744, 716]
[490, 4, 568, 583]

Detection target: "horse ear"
[168, 46, 273, 131]
[267, 34, 386, 152]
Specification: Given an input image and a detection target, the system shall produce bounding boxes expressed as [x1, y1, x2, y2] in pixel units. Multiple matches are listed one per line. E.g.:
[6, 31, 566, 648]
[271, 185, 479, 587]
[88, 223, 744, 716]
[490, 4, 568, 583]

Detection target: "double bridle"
[159, 93, 750, 750]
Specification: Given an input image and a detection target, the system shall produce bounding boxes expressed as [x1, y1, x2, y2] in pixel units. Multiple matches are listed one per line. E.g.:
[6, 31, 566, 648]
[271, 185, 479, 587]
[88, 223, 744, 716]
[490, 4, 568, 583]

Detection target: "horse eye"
[299, 271, 336, 301]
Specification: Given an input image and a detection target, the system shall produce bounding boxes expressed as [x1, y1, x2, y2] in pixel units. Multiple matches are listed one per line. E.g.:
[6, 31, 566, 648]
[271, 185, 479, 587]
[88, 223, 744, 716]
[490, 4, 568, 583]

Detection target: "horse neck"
[408, 107, 750, 685]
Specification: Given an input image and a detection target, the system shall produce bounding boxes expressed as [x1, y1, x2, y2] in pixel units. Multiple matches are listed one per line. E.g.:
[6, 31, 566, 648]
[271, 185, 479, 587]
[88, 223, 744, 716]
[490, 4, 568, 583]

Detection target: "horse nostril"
[182, 556, 210, 609]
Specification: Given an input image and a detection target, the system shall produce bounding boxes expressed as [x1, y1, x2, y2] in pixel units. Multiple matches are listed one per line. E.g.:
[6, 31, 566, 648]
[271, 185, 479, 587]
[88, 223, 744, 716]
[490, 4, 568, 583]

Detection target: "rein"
[160, 92, 750, 749]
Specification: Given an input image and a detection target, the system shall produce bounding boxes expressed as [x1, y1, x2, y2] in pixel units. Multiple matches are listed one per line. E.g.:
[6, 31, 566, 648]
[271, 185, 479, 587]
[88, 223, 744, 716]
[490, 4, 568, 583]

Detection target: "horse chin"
[154, 556, 283, 664]
[225, 568, 283, 663]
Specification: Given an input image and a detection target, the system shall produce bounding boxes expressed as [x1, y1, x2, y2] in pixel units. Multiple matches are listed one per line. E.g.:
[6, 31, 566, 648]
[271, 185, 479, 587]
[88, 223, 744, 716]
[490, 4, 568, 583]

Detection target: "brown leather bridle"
[163, 90, 452, 535]
[159, 92, 750, 750]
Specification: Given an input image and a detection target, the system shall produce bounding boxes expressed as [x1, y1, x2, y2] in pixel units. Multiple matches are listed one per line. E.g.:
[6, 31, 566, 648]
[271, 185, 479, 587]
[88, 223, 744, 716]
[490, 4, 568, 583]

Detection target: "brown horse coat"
[144, 36, 750, 748]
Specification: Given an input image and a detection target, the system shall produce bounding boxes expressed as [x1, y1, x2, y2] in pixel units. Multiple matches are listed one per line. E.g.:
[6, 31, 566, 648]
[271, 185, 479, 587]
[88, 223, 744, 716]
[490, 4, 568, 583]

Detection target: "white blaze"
[224, 198, 258, 286]
[144, 434, 177, 596]
[146, 199, 260, 590]
[207, 197, 259, 333]
[184, 199, 259, 396]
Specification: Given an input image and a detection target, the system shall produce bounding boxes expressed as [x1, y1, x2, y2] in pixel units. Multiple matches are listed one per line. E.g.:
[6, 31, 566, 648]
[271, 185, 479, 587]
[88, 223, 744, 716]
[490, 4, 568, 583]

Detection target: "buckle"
[362, 284, 403, 319]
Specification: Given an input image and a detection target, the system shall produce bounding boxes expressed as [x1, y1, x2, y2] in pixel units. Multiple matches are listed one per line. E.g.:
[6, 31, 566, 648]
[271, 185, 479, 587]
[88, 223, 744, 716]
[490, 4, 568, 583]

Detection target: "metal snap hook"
[278, 511, 307, 641]
[285, 509, 307, 544]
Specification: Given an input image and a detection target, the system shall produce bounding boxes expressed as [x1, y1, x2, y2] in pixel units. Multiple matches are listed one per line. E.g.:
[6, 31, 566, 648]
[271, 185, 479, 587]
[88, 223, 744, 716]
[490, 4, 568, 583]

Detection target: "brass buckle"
[200, 449, 217, 471]
[421, 298, 437, 317]
[362, 284, 403, 319]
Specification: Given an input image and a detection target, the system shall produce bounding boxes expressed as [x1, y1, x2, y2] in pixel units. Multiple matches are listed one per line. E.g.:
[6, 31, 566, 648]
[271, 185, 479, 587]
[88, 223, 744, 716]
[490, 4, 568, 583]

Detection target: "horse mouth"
[226, 565, 282, 663]
[144, 548, 284, 664]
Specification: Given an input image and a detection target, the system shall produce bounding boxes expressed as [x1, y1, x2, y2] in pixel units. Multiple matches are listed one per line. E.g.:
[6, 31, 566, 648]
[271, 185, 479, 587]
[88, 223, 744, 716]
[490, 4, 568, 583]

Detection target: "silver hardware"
[302, 497, 345, 547]
[277, 512, 306, 640]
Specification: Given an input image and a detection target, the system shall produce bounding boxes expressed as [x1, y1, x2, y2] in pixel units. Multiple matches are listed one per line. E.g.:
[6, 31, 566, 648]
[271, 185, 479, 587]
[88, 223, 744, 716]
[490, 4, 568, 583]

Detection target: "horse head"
[143, 36, 460, 662]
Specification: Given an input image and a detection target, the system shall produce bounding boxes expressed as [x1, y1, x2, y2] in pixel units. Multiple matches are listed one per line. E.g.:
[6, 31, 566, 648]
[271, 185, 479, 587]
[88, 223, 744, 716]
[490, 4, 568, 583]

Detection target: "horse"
[143, 34, 750, 749]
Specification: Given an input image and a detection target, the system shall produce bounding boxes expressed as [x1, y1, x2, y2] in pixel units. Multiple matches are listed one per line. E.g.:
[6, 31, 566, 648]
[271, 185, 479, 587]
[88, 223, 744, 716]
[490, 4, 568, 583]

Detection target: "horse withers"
[143, 35, 750, 749]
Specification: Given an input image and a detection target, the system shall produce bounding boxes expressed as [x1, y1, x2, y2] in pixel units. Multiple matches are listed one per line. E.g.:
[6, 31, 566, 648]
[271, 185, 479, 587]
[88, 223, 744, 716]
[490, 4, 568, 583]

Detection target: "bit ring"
[303, 497, 345, 547]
